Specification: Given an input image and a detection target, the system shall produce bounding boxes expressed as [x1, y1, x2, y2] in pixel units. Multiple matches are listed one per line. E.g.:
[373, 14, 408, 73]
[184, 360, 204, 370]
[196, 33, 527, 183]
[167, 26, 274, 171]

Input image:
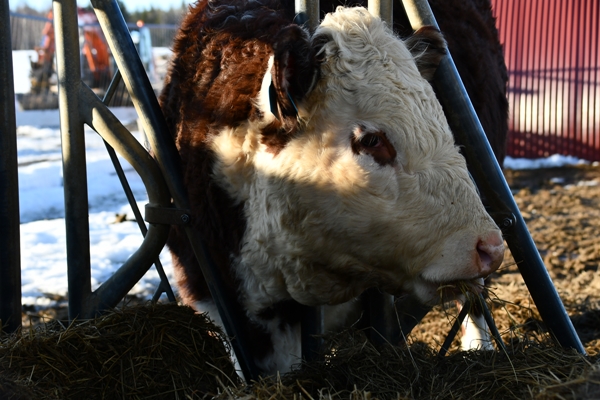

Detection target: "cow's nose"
[476, 231, 505, 276]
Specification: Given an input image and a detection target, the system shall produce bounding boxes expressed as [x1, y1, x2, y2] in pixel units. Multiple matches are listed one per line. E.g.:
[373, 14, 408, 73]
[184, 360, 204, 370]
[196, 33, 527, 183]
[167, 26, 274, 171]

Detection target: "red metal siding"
[491, 0, 600, 160]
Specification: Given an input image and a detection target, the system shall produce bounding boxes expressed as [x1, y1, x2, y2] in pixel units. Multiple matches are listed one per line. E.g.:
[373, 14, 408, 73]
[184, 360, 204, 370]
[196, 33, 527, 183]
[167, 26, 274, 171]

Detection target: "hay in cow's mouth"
[436, 278, 486, 301]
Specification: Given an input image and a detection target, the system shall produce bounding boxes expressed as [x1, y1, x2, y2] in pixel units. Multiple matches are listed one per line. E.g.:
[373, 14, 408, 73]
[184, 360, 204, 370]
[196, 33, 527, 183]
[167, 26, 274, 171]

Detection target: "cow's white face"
[210, 7, 504, 313]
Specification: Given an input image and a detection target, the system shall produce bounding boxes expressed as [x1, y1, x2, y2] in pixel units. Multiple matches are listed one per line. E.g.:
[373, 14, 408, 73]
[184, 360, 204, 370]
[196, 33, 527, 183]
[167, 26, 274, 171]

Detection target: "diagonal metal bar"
[100, 70, 176, 303]
[76, 84, 171, 315]
[439, 299, 471, 357]
[402, 0, 585, 355]
[479, 293, 507, 353]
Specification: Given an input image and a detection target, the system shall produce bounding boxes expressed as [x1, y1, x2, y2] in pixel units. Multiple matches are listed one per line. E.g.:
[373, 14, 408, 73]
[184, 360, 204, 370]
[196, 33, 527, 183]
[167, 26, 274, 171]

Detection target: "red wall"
[491, 0, 600, 160]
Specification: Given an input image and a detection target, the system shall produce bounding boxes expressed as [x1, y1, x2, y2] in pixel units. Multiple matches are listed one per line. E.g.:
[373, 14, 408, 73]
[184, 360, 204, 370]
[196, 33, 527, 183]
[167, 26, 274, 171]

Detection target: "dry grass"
[0, 303, 239, 399]
[2, 302, 599, 400]
[219, 328, 599, 400]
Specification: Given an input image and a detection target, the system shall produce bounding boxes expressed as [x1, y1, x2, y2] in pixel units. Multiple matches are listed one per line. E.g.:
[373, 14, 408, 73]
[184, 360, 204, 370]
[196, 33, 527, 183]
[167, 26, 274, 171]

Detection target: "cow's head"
[203, 6, 504, 312]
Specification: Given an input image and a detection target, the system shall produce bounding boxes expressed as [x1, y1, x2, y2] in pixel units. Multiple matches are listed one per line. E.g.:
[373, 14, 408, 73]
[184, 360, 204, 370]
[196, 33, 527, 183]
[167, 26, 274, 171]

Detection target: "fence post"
[0, 0, 22, 333]
[53, 0, 93, 320]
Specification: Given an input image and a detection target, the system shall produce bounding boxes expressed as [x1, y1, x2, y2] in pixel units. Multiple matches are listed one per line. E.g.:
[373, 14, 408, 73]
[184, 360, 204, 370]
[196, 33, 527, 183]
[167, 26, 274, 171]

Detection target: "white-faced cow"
[159, 0, 505, 374]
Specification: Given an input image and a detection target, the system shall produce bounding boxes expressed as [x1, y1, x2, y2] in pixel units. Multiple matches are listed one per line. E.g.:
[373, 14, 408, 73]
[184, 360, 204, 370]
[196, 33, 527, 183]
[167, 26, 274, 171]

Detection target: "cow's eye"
[360, 134, 382, 148]
[350, 128, 397, 166]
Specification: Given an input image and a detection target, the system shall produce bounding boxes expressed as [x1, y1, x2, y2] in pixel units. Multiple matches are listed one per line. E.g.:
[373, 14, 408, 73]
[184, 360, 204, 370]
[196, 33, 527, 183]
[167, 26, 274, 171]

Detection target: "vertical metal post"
[53, 0, 92, 320]
[295, 0, 319, 31]
[297, 0, 327, 362]
[402, 0, 585, 354]
[0, 0, 22, 333]
[360, 288, 399, 345]
[368, 0, 392, 26]
[301, 305, 324, 361]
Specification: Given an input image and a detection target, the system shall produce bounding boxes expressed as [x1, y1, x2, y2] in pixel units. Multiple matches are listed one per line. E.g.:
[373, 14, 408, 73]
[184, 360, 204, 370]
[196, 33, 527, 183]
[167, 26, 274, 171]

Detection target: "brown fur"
[159, 0, 315, 362]
[159, 0, 312, 307]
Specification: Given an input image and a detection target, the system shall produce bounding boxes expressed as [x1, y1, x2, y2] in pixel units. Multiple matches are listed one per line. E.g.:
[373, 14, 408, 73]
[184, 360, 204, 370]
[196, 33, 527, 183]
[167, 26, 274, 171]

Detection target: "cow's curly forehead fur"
[308, 7, 454, 168]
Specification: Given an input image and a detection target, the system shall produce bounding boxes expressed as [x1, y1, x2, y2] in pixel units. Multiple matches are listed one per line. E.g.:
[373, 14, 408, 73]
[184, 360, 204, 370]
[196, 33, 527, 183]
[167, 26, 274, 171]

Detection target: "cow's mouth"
[412, 276, 486, 305]
[435, 278, 485, 301]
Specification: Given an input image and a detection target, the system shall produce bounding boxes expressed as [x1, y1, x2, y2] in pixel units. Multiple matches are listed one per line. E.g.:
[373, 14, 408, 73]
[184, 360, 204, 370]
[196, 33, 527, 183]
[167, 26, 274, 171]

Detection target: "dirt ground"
[410, 163, 600, 357]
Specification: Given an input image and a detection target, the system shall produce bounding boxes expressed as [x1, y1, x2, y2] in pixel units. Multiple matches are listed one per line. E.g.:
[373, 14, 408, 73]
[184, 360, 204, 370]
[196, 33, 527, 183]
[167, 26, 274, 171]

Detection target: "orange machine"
[30, 8, 111, 94]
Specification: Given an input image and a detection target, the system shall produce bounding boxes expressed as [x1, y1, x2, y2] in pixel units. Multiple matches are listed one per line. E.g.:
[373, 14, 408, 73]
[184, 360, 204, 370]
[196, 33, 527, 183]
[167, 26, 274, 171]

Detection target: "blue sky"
[10, 0, 191, 12]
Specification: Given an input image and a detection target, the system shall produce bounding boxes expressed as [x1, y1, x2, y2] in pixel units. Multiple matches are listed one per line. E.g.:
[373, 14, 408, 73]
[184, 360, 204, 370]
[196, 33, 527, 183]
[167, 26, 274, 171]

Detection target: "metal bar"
[438, 294, 507, 356]
[301, 305, 324, 362]
[395, 294, 431, 339]
[53, 0, 92, 321]
[523, 0, 533, 155]
[540, 0, 551, 155]
[479, 293, 507, 353]
[368, 0, 392, 26]
[295, 0, 319, 31]
[360, 288, 400, 345]
[101, 70, 176, 303]
[77, 84, 171, 315]
[0, 0, 22, 333]
[296, 0, 324, 363]
[90, 0, 261, 380]
[101, 138, 176, 301]
[402, 0, 586, 355]
[438, 300, 470, 357]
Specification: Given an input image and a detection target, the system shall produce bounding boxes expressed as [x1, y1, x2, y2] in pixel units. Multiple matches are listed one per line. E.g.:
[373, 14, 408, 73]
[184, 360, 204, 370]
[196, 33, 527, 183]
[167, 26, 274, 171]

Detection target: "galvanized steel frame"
[0, 0, 585, 385]
[0, 0, 21, 335]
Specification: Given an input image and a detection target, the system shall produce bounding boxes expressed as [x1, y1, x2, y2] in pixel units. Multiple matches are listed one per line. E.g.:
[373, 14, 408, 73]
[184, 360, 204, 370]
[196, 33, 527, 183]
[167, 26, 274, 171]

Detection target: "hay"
[0, 303, 239, 399]
[222, 330, 597, 400]
[2, 303, 599, 399]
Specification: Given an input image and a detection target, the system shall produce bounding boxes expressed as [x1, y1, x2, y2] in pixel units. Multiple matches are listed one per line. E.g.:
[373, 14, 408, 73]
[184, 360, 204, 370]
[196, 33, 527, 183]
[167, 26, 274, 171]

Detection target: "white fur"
[205, 7, 504, 374]
[461, 313, 494, 351]
[255, 55, 277, 124]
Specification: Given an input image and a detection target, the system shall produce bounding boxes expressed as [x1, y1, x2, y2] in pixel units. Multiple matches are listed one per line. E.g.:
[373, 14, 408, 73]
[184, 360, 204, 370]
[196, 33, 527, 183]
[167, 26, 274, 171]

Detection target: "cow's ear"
[405, 26, 447, 81]
[271, 25, 318, 131]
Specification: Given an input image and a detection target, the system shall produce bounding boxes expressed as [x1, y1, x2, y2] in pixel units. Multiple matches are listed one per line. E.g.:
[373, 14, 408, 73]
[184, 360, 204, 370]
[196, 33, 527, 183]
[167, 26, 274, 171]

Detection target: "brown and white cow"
[160, 0, 505, 374]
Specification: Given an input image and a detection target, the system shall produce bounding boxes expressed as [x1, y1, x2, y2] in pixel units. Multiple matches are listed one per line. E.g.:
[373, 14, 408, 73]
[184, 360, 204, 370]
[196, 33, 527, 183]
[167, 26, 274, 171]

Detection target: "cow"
[159, 0, 505, 375]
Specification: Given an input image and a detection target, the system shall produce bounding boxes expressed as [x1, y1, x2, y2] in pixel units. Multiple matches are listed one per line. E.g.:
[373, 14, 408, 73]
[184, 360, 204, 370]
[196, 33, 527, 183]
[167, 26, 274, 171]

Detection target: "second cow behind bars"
[159, 0, 505, 374]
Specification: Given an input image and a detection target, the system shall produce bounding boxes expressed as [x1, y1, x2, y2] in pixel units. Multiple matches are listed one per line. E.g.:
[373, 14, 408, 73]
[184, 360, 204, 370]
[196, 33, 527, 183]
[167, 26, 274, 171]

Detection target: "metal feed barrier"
[0, 0, 585, 382]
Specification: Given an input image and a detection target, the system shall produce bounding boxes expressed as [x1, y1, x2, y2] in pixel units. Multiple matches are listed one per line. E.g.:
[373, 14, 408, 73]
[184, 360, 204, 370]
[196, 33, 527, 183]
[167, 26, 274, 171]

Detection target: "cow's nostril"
[476, 234, 504, 275]
[477, 247, 492, 267]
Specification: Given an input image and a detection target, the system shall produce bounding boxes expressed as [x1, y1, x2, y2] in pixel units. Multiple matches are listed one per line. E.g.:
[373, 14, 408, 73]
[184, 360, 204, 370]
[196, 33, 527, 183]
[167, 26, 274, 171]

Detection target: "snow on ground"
[504, 154, 591, 170]
[10, 48, 175, 310]
[16, 107, 174, 308]
[12, 50, 38, 94]
[9, 49, 593, 310]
